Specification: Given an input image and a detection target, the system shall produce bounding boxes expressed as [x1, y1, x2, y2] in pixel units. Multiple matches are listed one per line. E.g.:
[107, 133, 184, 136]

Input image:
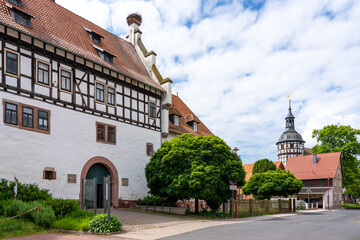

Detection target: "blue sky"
[57, 0, 360, 164]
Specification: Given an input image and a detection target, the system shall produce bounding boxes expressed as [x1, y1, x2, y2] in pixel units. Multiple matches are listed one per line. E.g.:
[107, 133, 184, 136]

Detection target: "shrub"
[30, 204, 56, 228]
[0, 199, 15, 216]
[3, 200, 31, 220]
[3, 200, 55, 228]
[0, 178, 52, 202]
[46, 198, 79, 217]
[342, 203, 360, 209]
[69, 208, 95, 219]
[88, 214, 122, 234]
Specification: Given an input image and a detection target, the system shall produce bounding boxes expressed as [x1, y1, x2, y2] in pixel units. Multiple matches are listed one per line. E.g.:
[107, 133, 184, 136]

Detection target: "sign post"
[229, 180, 237, 218]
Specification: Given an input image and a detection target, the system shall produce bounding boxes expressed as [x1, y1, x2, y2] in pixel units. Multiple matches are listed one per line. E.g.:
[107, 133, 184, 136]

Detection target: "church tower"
[276, 100, 305, 166]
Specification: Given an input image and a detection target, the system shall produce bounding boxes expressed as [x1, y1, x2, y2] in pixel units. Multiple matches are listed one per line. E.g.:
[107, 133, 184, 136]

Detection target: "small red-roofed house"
[285, 152, 344, 209]
[239, 161, 285, 200]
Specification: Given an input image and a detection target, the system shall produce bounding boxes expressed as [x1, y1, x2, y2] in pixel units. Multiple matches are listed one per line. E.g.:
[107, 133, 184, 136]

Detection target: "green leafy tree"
[252, 158, 276, 175]
[242, 169, 303, 200]
[145, 133, 246, 212]
[312, 124, 360, 192]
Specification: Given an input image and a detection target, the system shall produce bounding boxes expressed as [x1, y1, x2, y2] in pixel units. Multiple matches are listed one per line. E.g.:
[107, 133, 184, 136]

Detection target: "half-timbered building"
[0, 0, 173, 207]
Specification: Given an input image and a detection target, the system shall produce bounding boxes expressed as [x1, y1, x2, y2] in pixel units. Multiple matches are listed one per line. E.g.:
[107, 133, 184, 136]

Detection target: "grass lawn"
[0, 216, 50, 239]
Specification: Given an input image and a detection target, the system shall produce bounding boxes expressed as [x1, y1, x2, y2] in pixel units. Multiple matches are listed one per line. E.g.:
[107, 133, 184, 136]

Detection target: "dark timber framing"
[0, 24, 162, 131]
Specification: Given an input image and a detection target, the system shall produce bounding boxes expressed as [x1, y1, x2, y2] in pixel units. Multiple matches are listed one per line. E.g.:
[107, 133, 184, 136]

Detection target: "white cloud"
[56, 0, 360, 164]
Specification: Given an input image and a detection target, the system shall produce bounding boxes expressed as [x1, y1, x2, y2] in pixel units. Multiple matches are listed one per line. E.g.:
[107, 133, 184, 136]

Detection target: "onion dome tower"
[276, 100, 305, 166]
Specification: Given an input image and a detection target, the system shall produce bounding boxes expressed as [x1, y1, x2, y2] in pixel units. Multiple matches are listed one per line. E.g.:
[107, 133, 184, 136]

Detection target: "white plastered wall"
[0, 91, 160, 201]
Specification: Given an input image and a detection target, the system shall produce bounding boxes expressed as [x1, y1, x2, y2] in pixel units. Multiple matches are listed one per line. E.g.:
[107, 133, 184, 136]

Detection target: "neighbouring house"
[276, 100, 305, 166]
[0, 0, 178, 208]
[239, 161, 285, 200]
[163, 94, 213, 142]
[285, 152, 344, 209]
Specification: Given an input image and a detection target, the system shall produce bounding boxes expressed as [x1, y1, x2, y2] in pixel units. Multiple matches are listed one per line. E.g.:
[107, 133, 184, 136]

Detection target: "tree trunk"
[195, 198, 199, 214]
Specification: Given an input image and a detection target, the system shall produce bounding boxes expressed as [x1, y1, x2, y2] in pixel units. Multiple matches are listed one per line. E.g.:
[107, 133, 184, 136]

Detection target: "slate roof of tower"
[0, 0, 163, 91]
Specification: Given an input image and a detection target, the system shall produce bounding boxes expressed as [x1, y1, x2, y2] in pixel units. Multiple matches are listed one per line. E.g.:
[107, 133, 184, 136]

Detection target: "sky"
[57, 0, 360, 164]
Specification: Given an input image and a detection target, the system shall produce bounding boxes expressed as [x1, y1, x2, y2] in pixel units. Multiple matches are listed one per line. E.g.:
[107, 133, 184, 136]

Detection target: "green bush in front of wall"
[88, 214, 122, 234]
[44, 198, 79, 217]
[3, 200, 55, 228]
[0, 178, 52, 202]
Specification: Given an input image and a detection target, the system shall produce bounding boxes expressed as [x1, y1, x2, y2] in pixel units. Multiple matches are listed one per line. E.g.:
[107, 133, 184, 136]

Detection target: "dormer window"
[8, 0, 21, 7]
[192, 122, 198, 132]
[10, 8, 31, 28]
[96, 49, 113, 64]
[91, 33, 102, 45]
[84, 27, 104, 45]
[173, 115, 179, 126]
[170, 114, 180, 126]
[188, 121, 198, 132]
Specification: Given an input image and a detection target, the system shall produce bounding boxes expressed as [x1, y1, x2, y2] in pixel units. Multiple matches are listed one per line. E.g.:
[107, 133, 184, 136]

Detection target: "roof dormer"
[184, 114, 199, 132]
[84, 27, 104, 45]
[6, 2, 33, 28]
[8, 0, 22, 8]
[92, 44, 115, 64]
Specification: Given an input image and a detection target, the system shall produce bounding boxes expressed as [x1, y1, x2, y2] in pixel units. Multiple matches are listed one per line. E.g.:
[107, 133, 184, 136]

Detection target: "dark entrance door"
[86, 163, 110, 208]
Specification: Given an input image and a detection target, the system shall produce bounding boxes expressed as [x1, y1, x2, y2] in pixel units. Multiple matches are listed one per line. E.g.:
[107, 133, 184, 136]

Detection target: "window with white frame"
[95, 82, 105, 103]
[60, 68, 72, 92]
[5, 49, 19, 77]
[149, 102, 156, 118]
[174, 115, 179, 126]
[36, 60, 51, 86]
[107, 87, 116, 106]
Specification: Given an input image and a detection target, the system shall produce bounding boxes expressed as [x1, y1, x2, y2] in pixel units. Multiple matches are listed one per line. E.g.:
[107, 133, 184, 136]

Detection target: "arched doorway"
[86, 163, 110, 208]
[80, 156, 119, 208]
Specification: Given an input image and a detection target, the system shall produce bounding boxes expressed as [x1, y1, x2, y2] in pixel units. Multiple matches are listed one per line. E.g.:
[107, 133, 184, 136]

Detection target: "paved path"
[3, 209, 329, 240]
[159, 209, 359, 240]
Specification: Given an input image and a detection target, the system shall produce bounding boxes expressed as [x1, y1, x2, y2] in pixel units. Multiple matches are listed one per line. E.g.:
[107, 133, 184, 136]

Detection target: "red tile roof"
[243, 164, 254, 182]
[243, 161, 284, 182]
[169, 95, 213, 137]
[0, 0, 162, 91]
[285, 152, 342, 180]
[274, 161, 285, 170]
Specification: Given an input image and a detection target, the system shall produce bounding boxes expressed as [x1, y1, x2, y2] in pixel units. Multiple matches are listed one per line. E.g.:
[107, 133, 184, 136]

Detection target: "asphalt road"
[160, 210, 360, 240]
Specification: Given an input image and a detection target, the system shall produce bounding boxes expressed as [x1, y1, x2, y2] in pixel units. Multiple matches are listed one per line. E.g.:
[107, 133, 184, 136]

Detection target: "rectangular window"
[174, 115, 180, 126]
[22, 106, 33, 128]
[96, 122, 116, 144]
[43, 167, 56, 180]
[96, 82, 105, 103]
[91, 33, 102, 45]
[146, 143, 154, 156]
[3, 99, 50, 134]
[37, 60, 51, 86]
[107, 87, 116, 106]
[189, 122, 198, 131]
[60, 69, 72, 92]
[107, 126, 115, 143]
[5, 102, 18, 125]
[96, 49, 113, 64]
[149, 102, 156, 118]
[5, 49, 19, 76]
[38, 110, 49, 131]
[97, 123, 105, 141]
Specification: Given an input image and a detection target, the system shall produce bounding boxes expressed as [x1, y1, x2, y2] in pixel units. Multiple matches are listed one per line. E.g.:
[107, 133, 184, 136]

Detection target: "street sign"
[229, 185, 237, 190]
